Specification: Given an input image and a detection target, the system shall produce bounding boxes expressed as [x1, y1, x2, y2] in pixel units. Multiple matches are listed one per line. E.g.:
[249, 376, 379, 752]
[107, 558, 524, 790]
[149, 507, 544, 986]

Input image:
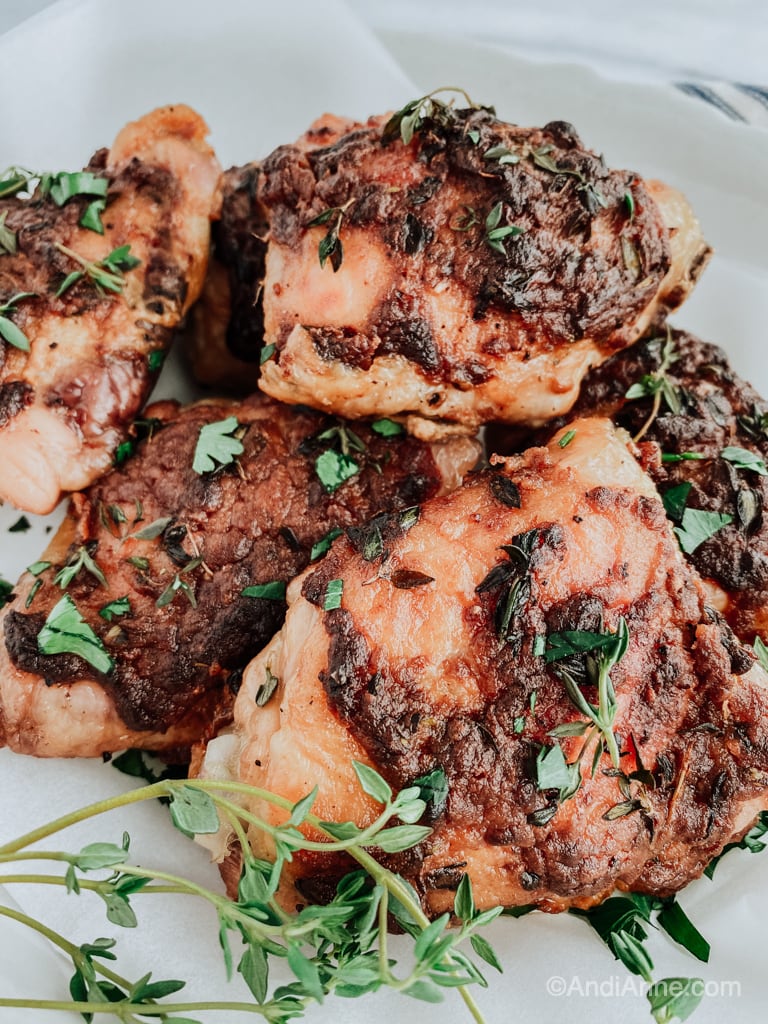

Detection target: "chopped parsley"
[754, 635, 768, 672]
[557, 429, 576, 449]
[674, 509, 733, 555]
[99, 596, 131, 622]
[323, 578, 344, 610]
[371, 418, 405, 437]
[661, 482, 692, 523]
[37, 594, 113, 674]
[241, 580, 286, 601]
[192, 416, 244, 475]
[0, 577, 12, 609]
[310, 527, 343, 562]
[260, 343, 276, 365]
[315, 449, 359, 492]
[625, 333, 681, 441]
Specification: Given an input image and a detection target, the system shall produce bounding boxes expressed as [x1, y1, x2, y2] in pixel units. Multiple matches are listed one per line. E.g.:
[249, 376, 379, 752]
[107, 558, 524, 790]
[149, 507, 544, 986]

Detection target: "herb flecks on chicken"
[0, 105, 222, 514]
[254, 106, 709, 433]
[199, 418, 768, 915]
[0, 394, 479, 757]
[502, 330, 768, 645]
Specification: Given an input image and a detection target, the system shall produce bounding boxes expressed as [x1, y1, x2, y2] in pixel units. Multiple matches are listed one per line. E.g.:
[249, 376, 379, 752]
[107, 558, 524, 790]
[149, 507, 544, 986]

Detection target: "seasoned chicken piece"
[200, 417, 768, 913]
[256, 103, 710, 434]
[492, 330, 768, 644]
[189, 162, 267, 392]
[0, 105, 222, 514]
[0, 394, 478, 757]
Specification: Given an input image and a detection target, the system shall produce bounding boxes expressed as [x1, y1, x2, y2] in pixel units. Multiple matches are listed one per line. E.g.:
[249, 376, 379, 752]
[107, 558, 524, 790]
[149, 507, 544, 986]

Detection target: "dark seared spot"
[401, 213, 433, 255]
[0, 381, 33, 427]
[490, 474, 521, 508]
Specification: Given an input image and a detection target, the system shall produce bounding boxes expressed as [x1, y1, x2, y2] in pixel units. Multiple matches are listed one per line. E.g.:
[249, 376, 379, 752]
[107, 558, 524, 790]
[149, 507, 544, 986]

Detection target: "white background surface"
[1, 2, 768, 1024]
[3, 0, 768, 84]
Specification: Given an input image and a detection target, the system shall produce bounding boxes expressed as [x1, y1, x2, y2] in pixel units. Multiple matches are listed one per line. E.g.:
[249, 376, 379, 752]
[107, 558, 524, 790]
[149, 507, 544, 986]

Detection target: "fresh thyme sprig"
[381, 88, 482, 146]
[306, 198, 355, 272]
[544, 617, 630, 791]
[54, 242, 140, 297]
[0, 767, 496, 1024]
[625, 332, 681, 441]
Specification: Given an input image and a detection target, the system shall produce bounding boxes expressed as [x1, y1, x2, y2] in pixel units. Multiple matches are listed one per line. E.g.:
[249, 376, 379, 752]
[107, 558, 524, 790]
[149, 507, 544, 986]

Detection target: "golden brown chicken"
[493, 329, 768, 645]
[199, 417, 768, 914]
[252, 100, 709, 435]
[0, 394, 479, 758]
[0, 105, 221, 514]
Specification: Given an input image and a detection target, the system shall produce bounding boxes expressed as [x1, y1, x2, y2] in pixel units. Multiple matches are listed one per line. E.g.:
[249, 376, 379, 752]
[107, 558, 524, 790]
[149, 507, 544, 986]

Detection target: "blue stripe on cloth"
[675, 81, 748, 122]
[736, 83, 768, 109]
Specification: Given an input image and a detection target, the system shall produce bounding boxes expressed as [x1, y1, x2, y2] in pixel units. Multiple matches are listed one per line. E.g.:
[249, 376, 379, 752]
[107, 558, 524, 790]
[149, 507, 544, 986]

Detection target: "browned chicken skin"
[0, 394, 479, 757]
[200, 418, 768, 914]
[493, 330, 768, 644]
[253, 106, 709, 433]
[190, 163, 267, 392]
[0, 105, 221, 513]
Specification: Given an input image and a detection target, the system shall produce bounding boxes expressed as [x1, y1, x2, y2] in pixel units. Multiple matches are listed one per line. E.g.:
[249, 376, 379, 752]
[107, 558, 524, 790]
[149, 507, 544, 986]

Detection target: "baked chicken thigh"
[253, 102, 709, 434]
[0, 395, 478, 757]
[0, 105, 221, 513]
[200, 417, 768, 913]
[495, 330, 768, 645]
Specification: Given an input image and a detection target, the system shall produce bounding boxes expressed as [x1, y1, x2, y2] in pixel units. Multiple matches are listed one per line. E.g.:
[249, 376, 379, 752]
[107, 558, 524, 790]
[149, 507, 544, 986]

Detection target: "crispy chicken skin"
[0, 105, 222, 514]
[493, 331, 768, 644]
[0, 394, 479, 757]
[189, 163, 267, 392]
[200, 418, 768, 913]
[256, 108, 709, 433]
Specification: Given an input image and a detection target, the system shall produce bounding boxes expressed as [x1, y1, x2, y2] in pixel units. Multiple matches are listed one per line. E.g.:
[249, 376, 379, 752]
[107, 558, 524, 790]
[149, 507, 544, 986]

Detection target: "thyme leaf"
[54, 242, 140, 297]
[0, 291, 36, 351]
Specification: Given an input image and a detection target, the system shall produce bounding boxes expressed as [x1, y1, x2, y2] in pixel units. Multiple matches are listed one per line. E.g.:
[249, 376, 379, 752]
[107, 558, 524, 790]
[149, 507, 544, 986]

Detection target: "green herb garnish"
[192, 416, 245, 475]
[54, 242, 140, 297]
[704, 810, 768, 878]
[310, 527, 343, 562]
[674, 509, 733, 555]
[483, 144, 519, 165]
[371, 418, 405, 437]
[484, 201, 523, 255]
[307, 198, 354, 272]
[721, 446, 768, 476]
[0, 763, 500, 1022]
[755, 636, 768, 672]
[316, 449, 359, 492]
[625, 332, 681, 441]
[381, 87, 480, 146]
[255, 667, 280, 707]
[661, 452, 706, 464]
[324, 578, 344, 610]
[37, 593, 113, 673]
[0, 210, 17, 255]
[0, 291, 36, 351]
[260, 342, 276, 365]
[241, 580, 287, 601]
[99, 596, 131, 622]
[0, 577, 12, 609]
[661, 482, 692, 523]
[545, 618, 629, 779]
[54, 545, 107, 590]
[155, 557, 202, 609]
[8, 515, 31, 533]
[557, 429, 576, 449]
